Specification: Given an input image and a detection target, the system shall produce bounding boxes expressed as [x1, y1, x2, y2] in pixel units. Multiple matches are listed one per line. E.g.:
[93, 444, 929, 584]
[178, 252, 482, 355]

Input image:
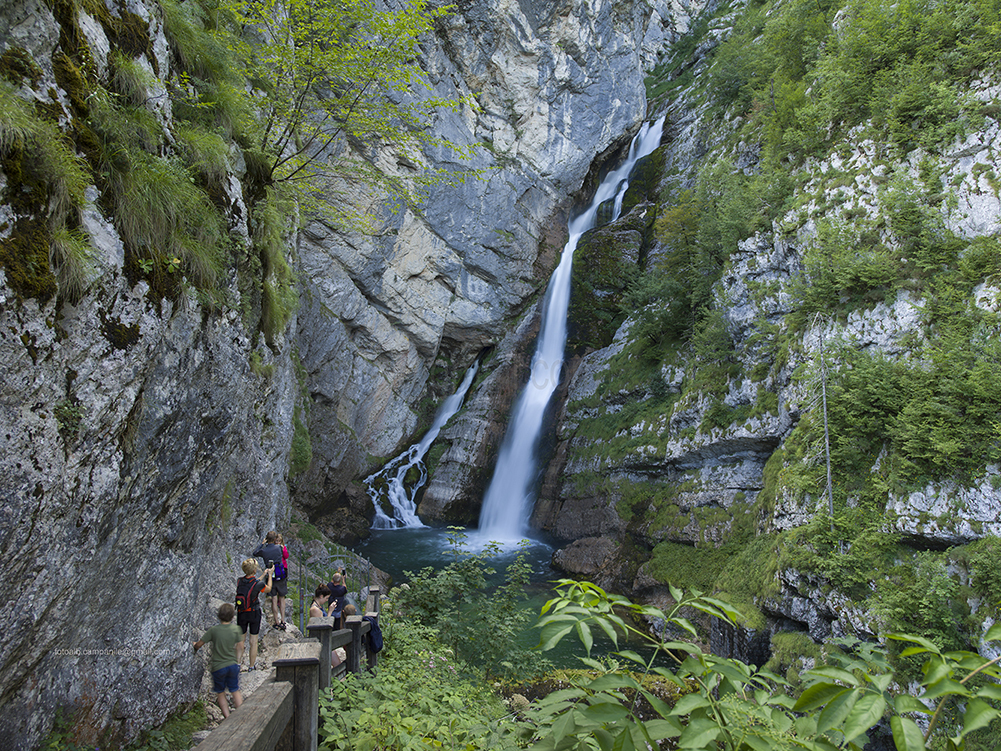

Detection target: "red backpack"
[235, 576, 260, 613]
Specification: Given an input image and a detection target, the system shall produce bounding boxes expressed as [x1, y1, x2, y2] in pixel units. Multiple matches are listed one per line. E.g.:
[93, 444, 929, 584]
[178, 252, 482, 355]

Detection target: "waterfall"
[476, 116, 667, 543]
[366, 360, 480, 529]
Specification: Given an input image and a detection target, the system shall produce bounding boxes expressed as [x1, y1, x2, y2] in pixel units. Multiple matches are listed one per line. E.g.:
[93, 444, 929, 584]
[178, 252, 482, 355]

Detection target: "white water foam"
[366, 360, 480, 528]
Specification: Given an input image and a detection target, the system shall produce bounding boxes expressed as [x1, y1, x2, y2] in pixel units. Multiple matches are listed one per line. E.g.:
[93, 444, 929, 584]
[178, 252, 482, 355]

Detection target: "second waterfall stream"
[476, 116, 667, 543]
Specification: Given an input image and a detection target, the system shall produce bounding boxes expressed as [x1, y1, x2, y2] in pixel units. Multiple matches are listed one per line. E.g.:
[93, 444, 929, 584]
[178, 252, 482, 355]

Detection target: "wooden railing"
[192, 588, 381, 751]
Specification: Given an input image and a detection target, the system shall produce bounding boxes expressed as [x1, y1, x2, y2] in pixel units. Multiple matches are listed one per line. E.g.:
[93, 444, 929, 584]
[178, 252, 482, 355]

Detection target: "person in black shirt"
[253, 531, 288, 630]
[327, 571, 348, 630]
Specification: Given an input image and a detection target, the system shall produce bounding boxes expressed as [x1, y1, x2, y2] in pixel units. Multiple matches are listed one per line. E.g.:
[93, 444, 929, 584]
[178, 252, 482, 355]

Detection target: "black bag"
[363, 615, 383, 653]
[235, 576, 260, 613]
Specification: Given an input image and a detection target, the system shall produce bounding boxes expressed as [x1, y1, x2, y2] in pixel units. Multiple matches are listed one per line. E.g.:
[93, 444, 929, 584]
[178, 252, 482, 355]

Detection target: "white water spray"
[366, 361, 480, 529]
[476, 116, 667, 544]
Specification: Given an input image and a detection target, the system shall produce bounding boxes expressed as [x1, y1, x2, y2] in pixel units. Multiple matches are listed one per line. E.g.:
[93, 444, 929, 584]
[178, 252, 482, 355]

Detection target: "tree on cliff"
[219, 0, 477, 227]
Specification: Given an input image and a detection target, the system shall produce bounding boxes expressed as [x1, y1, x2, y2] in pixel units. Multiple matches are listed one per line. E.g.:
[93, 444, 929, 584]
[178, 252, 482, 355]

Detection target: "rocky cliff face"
[531, 6, 1001, 657]
[0, 0, 301, 746]
[0, 0, 702, 746]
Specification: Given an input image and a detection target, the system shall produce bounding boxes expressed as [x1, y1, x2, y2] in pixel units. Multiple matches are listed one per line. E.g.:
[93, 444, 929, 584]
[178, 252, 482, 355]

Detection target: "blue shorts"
[212, 663, 240, 694]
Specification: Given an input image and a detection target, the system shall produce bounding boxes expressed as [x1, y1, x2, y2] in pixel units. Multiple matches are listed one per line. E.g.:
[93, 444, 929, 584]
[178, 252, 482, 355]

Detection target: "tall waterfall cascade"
[366, 361, 480, 528]
[477, 116, 667, 543]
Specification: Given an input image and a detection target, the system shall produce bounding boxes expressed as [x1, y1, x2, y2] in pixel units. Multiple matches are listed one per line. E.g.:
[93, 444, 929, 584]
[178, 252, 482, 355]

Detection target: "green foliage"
[714, 535, 782, 630]
[532, 580, 1001, 751]
[113, 149, 226, 290]
[796, 219, 898, 314]
[764, 631, 823, 685]
[251, 186, 298, 343]
[0, 80, 90, 234]
[646, 541, 734, 594]
[175, 123, 230, 187]
[874, 552, 967, 668]
[54, 397, 84, 441]
[122, 702, 208, 750]
[289, 410, 312, 477]
[107, 50, 153, 107]
[697, 0, 999, 165]
[319, 617, 516, 751]
[217, 0, 476, 226]
[568, 222, 642, 351]
[964, 536, 1001, 618]
[391, 528, 552, 680]
[779, 513, 901, 600]
[49, 226, 97, 303]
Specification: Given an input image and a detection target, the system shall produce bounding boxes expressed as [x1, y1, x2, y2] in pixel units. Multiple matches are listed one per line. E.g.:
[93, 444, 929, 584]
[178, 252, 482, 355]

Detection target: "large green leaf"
[816, 688, 857, 735]
[921, 677, 970, 701]
[795, 682, 850, 712]
[677, 717, 722, 749]
[551, 707, 578, 744]
[642, 718, 682, 740]
[888, 633, 942, 655]
[806, 666, 861, 686]
[671, 692, 712, 716]
[960, 698, 1000, 737]
[538, 622, 579, 651]
[842, 692, 886, 742]
[975, 683, 1001, 701]
[584, 701, 631, 724]
[983, 622, 1001, 642]
[575, 620, 594, 655]
[588, 674, 640, 692]
[894, 694, 931, 714]
[890, 716, 926, 751]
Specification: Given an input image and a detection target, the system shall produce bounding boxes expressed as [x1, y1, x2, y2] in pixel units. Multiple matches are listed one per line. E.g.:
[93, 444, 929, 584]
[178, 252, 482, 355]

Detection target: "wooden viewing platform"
[192, 588, 381, 751]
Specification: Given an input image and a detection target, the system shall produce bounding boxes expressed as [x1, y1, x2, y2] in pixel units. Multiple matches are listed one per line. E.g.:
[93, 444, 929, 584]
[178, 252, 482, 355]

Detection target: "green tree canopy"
[219, 0, 477, 225]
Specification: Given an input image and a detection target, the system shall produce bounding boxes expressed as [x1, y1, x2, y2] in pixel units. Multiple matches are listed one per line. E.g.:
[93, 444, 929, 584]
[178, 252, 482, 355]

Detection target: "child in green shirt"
[194, 603, 245, 718]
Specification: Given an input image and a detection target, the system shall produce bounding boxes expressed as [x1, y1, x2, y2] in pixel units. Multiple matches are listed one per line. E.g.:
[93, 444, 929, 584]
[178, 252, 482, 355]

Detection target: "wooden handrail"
[191, 681, 293, 751]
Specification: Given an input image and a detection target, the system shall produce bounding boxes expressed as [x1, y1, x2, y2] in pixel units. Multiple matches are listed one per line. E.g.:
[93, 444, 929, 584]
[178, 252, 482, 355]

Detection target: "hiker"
[193, 603, 245, 719]
[328, 570, 348, 630]
[253, 531, 288, 631]
[236, 558, 272, 672]
[309, 584, 330, 620]
[308, 584, 344, 668]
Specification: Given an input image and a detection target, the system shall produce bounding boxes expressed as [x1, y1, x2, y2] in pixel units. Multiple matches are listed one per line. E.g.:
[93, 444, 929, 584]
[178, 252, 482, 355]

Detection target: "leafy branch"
[531, 580, 1001, 750]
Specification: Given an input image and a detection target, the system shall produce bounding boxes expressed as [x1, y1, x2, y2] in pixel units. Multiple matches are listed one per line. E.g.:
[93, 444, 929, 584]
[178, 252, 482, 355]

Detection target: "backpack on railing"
[362, 615, 383, 653]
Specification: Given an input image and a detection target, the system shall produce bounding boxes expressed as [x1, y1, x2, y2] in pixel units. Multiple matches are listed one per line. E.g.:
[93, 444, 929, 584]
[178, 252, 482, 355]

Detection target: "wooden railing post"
[273, 641, 321, 751]
[345, 616, 363, 674]
[365, 586, 381, 616]
[306, 616, 335, 692]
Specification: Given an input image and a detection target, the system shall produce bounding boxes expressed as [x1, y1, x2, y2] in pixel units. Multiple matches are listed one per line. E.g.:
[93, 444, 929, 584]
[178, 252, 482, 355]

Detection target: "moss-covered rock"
[568, 202, 655, 351]
[0, 47, 43, 86]
[620, 146, 665, 215]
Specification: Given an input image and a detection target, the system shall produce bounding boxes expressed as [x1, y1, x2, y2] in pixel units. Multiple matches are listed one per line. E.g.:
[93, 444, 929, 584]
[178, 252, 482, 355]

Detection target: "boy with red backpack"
[235, 558, 272, 671]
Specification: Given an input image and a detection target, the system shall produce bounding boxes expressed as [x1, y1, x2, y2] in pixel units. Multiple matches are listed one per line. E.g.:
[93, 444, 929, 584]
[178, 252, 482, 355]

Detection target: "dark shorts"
[269, 579, 288, 598]
[237, 609, 261, 635]
[212, 663, 240, 694]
